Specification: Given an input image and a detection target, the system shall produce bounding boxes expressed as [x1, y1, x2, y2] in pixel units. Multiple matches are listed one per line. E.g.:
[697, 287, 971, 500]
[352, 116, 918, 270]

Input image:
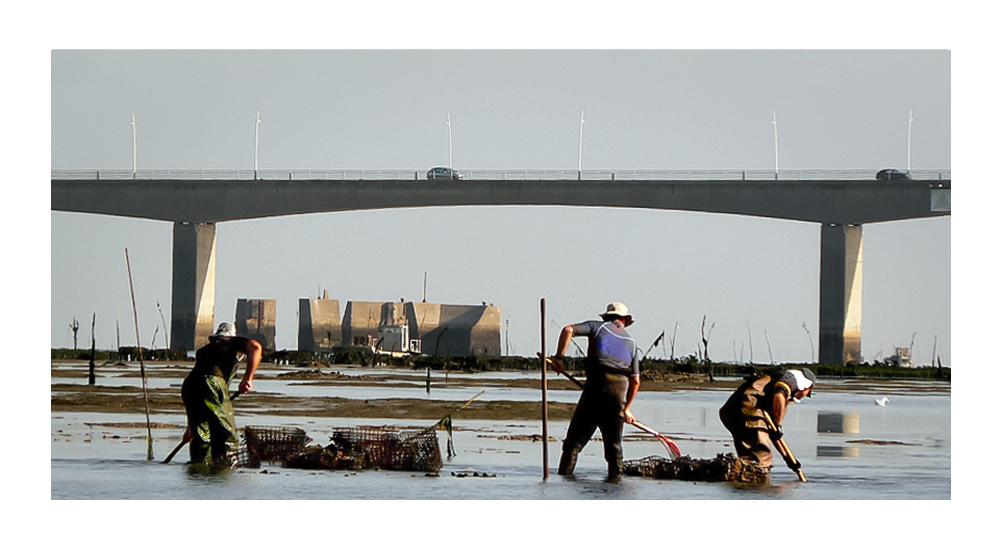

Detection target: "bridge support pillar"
[819, 223, 863, 365]
[169, 221, 217, 352]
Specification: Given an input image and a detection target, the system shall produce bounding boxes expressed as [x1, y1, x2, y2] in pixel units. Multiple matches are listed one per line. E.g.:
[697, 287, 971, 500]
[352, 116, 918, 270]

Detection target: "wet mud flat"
[51, 360, 719, 421]
[50, 361, 948, 425]
[51, 360, 951, 500]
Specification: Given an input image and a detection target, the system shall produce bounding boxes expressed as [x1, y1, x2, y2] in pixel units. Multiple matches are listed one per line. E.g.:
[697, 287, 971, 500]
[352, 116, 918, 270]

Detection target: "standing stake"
[125, 248, 155, 461]
[540, 298, 549, 480]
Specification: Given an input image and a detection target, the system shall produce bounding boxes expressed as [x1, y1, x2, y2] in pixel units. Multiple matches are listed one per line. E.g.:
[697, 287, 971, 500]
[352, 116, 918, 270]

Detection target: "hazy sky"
[50, 49, 952, 364]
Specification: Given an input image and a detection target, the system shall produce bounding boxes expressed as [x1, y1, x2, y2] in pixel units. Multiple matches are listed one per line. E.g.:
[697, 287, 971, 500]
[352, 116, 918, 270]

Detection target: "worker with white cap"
[180, 322, 263, 467]
[718, 368, 816, 470]
[549, 302, 640, 481]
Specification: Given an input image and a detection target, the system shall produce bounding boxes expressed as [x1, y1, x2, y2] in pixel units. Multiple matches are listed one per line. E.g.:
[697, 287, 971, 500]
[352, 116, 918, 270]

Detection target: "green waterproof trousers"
[181, 373, 238, 467]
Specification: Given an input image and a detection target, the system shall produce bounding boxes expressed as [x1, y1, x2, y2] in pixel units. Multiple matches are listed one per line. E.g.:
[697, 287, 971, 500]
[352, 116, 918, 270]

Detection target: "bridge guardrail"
[52, 169, 951, 181]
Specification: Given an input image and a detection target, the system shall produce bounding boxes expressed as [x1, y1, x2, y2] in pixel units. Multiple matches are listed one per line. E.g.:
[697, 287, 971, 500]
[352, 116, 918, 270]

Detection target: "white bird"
[875, 396, 889, 407]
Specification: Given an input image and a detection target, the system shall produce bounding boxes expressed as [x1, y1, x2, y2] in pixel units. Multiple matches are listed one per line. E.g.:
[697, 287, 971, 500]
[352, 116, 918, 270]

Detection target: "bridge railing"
[52, 169, 951, 181]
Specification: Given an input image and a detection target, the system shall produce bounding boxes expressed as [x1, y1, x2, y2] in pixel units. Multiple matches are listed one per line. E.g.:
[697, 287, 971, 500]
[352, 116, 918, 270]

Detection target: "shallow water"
[51, 367, 950, 500]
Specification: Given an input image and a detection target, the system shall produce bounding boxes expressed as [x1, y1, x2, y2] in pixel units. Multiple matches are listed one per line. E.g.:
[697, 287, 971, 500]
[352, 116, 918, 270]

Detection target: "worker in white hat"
[180, 322, 263, 467]
[549, 302, 640, 481]
[718, 368, 815, 471]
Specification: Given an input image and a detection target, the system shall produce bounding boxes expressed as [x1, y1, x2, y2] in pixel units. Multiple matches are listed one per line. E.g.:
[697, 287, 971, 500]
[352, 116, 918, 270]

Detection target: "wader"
[181, 372, 239, 467]
[558, 370, 630, 478]
[719, 374, 777, 468]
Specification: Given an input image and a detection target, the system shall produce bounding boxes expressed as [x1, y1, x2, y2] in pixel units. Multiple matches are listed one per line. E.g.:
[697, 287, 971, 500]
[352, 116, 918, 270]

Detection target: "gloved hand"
[769, 424, 784, 442]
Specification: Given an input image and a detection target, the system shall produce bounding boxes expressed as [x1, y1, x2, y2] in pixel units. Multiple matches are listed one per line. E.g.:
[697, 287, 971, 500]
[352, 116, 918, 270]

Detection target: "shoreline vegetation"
[52, 347, 952, 381]
[52, 348, 950, 421]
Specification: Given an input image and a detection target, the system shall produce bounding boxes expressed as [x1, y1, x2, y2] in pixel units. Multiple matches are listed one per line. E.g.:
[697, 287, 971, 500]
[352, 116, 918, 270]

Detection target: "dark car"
[427, 166, 463, 180]
[876, 168, 910, 181]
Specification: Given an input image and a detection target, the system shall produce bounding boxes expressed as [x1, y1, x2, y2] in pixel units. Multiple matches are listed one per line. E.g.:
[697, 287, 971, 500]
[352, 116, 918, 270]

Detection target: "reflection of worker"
[181, 323, 263, 467]
[718, 368, 815, 468]
[550, 303, 640, 481]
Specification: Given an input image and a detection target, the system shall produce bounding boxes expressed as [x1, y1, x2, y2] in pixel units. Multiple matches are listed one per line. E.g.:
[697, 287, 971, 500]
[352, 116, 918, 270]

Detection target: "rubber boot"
[558, 446, 580, 475]
[606, 455, 624, 482]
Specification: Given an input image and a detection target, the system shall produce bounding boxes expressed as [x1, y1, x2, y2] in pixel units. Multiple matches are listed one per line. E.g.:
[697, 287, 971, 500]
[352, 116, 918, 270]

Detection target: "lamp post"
[130, 113, 137, 178]
[578, 109, 585, 179]
[907, 109, 913, 173]
[772, 112, 778, 180]
[254, 110, 261, 179]
[446, 113, 453, 168]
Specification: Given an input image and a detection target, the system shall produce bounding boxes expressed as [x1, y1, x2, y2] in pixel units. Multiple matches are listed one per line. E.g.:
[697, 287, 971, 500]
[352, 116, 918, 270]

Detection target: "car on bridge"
[876, 168, 910, 181]
[427, 166, 463, 180]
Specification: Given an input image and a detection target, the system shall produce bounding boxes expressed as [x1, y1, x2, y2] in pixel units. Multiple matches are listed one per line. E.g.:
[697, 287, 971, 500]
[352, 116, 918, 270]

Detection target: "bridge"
[52, 169, 951, 364]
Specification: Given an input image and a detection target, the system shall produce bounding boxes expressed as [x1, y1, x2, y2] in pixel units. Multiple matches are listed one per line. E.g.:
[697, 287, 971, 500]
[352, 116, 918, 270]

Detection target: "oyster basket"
[328, 426, 443, 471]
[238, 426, 311, 468]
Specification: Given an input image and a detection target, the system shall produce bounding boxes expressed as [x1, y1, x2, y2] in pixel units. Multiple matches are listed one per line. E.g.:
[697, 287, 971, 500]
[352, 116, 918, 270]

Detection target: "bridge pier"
[169, 221, 217, 352]
[819, 223, 863, 365]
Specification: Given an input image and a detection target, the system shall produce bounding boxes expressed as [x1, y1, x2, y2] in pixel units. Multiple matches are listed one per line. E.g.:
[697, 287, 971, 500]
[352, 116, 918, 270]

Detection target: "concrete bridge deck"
[52, 170, 950, 225]
[51, 169, 951, 363]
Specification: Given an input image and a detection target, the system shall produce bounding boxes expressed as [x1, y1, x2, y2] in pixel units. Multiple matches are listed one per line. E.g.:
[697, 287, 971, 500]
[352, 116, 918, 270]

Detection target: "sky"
[50, 48, 952, 365]
[48, 48, 953, 365]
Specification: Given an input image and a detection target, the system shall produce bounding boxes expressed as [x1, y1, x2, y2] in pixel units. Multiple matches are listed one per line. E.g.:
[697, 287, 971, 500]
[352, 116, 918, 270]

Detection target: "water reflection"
[816, 446, 860, 458]
[817, 411, 860, 434]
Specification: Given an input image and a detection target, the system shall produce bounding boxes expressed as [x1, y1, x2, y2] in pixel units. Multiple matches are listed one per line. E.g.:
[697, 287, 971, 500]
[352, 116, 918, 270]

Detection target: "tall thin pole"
[540, 298, 549, 480]
[446, 113, 453, 168]
[89, 313, 96, 386]
[772, 112, 779, 180]
[907, 109, 914, 173]
[125, 248, 155, 461]
[578, 110, 585, 178]
[130, 114, 137, 178]
[255, 110, 261, 179]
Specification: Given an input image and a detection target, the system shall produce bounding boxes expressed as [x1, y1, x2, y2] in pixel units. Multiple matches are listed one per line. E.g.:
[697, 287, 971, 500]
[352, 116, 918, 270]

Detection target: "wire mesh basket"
[325, 426, 443, 472]
[237, 425, 444, 472]
[238, 426, 312, 468]
[623, 453, 771, 483]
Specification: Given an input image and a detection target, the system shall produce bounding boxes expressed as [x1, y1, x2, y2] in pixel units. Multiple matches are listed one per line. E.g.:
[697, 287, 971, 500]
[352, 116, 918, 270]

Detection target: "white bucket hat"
[213, 322, 237, 337]
[600, 302, 634, 326]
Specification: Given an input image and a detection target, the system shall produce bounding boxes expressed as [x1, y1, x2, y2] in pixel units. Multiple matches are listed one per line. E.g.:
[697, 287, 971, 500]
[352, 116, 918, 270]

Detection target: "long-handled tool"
[161, 390, 242, 464]
[541, 356, 682, 460]
[761, 410, 807, 482]
[630, 420, 682, 460]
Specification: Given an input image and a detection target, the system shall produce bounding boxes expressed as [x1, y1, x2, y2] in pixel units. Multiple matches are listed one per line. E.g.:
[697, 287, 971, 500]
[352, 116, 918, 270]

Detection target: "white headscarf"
[788, 369, 814, 401]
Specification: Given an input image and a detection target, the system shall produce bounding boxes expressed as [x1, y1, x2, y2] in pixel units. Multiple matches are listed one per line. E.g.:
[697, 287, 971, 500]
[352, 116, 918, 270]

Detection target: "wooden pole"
[88, 313, 96, 385]
[540, 298, 549, 480]
[125, 248, 155, 461]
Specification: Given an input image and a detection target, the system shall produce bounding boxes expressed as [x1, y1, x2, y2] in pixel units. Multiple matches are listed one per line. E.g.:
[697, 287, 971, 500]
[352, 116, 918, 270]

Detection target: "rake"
[543, 356, 682, 460]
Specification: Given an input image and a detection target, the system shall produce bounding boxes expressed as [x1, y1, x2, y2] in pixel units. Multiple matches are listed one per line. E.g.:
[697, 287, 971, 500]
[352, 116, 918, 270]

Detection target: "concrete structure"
[52, 172, 950, 363]
[170, 221, 217, 351]
[819, 224, 864, 364]
[407, 302, 502, 356]
[235, 298, 276, 350]
[298, 294, 341, 352]
[337, 299, 502, 356]
[342, 301, 391, 348]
